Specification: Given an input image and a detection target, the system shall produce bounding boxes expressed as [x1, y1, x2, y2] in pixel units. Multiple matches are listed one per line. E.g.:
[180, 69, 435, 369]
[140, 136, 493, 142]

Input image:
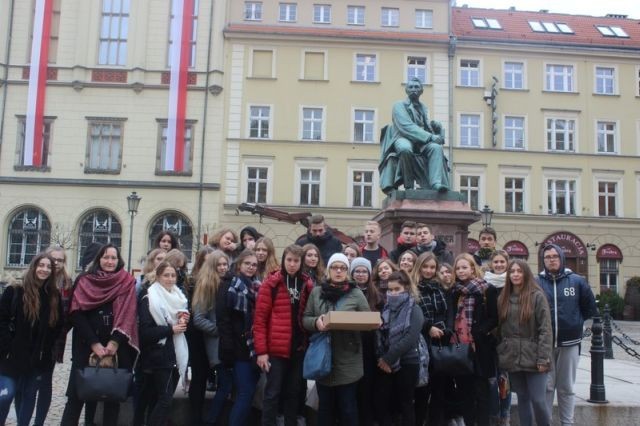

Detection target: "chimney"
[539, 9, 549, 13]
[605, 14, 628, 19]
[509, 6, 516, 11]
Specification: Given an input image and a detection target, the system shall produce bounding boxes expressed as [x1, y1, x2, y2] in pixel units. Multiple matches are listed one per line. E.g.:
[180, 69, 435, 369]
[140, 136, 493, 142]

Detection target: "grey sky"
[457, 0, 639, 19]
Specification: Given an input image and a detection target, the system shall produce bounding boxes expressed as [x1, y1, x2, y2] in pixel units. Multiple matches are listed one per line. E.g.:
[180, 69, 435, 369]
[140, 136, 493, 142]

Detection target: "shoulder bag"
[430, 333, 474, 377]
[302, 296, 344, 380]
[75, 354, 133, 402]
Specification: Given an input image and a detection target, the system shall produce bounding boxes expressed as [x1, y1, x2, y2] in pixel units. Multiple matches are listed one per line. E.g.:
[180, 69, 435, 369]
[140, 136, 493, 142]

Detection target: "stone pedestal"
[372, 189, 480, 258]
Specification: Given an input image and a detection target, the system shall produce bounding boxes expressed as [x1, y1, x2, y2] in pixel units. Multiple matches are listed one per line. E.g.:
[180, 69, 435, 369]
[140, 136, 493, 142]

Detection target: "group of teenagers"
[0, 214, 597, 426]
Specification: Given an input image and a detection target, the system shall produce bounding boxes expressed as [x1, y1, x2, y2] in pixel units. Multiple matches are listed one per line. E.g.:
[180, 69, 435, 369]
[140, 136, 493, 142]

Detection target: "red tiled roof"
[225, 23, 450, 44]
[453, 7, 640, 49]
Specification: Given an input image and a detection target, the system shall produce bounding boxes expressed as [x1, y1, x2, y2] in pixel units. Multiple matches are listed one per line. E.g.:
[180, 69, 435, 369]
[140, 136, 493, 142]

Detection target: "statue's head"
[405, 77, 424, 100]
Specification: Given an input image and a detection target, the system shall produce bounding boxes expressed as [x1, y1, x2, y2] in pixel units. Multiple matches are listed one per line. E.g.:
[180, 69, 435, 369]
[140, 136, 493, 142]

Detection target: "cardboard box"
[324, 311, 381, 331]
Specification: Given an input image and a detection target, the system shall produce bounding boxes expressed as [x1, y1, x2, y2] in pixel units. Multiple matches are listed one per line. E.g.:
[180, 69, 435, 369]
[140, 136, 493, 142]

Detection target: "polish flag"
[165, 0, 194, 172]
[24, 0, 53, 167]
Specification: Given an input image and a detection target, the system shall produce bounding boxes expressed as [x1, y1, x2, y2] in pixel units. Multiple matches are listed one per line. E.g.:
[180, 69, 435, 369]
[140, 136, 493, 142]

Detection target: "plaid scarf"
[417, 278, 447, 326]
[226, 274, 261, 357]
[453, 278, 488, 344]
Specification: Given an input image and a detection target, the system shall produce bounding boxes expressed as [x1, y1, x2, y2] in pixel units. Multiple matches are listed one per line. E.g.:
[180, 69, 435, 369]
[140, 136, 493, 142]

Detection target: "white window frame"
[347, 5, 365, 25]
[595, 120, 619, 154]
[503, 115, 526, 150]
[247, 104, 273, 139]
[98, 0, 129, 66]
[347, 160, 379, 208]
[300, 49, 328, 80]
[499, 166, 531, 214]
[354, 53, 378, 82]
[167, 0, 198, 68]
[406, 54, 428, 84]
[249, 47, 276, 78]
[594, 65, 617, 95]
[593, 171, 623, 218]
[600, 259, 620, 294]
[454, 165, 486, 211]
[636, 66, 640, 97]
[458, 113, 483, 148]
[294, 159, 327, 206]
[156, 120, 195, 174]
[278, 3, 297, 22]
[300, 106, 326, 141]
[381, 7, 399, 27]
[244, 1, 263, 21]
[242, 156, 274, 204]
[352, 108, 376, 143]
[85, 118, 124, 173]
[415, 9, 433, 29]
[545, 113, 578, 153]
[459, 59, 481, 87]
[543, 169, 581, 216]
[502, 60, 526, 90]
[544, 63, 576, 92]
[313, 4, 331, 24]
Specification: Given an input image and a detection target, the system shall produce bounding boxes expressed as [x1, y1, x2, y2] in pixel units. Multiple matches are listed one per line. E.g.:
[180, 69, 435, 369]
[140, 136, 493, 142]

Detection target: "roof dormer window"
[596, 25, 629, 37]
[529, 21, 573, 34]
[472, 17, 502, 29]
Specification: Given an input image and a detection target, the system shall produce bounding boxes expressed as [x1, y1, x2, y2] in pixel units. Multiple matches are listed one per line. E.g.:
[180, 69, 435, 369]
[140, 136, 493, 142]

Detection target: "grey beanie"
[349, 257, 372, 276]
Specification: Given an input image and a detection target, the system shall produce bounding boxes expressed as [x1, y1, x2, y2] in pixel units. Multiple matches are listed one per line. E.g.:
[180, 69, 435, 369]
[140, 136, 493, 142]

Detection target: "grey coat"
[193, 306, 219, 367]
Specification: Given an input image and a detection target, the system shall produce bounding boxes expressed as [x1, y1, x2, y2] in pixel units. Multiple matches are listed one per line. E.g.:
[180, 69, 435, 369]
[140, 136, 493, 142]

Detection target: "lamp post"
[481, 204, 493, 228]
[126, 191, 142, 272]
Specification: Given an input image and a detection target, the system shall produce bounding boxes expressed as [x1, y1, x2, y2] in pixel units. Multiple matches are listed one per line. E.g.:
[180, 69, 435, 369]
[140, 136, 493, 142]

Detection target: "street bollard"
[587, 314, 608, 404]
[603, 304, 614, 359]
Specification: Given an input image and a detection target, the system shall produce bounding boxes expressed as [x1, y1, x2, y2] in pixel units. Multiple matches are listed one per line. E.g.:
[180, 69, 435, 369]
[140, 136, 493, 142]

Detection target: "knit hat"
[349, 257, 372, 276]
[326, 253, 349, 270]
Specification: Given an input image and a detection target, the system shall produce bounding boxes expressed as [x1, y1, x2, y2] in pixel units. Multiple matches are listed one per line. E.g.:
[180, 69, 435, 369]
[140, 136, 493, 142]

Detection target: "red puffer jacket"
[253, 270, 313, 358]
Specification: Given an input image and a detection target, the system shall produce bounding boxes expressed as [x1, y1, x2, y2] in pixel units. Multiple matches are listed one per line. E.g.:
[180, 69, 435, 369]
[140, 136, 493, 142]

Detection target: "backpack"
[416, 334, 430, 387]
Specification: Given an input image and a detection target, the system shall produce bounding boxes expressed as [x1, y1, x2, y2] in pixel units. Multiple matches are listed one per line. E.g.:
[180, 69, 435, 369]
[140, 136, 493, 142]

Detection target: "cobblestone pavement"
[5, 322, 640, 425]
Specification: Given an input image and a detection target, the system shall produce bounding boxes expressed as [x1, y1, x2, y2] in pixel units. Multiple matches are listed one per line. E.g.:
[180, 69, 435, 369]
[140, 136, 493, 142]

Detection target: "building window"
[505, 177, 525, 213]
[529, 21, 573, 34]
[98, 0, 130, 65]
[246, 167, 268, 203]
[279, 3, 297, 22]
[15, 117, 53, 169]
[600, 259, 619, 293]
[595, 66, 615, 95]
[598, 181, 617, 217]
[168, 0, 198, 68]
[7, 207, 51, 267]
[546, 118, 575, 152]
[503, 61, 524, 89]
[407, 56, 427, 84]
[597, 121, 617, 154]
[86, 120, 123, 173]
[149, 212, 193, 261]
[303, 50, 326, 80]
[459, 59, 480, 87]
[459, 175, 480, 210]
[313, 4, 331, 24]
[251, 49, 274, 78]
[353, 109, 375, 143]
[637, 66, 640, 97]
[302, 107, 323, 141]
[28, 0, 61, 64]
[244, 1, 262, 21]
[157, 121, 194, 174]
[504, 116, 525, 149]
[381, 8, 399, 27]
[347, 6, 365, 25]
[249, 106, 271, 139]
[355, 53, 377, 82]
[415, 9, 433, 29]
[545, 64, 574, 92]
[352, 170, 374, 207]
[547, 179, 576, 215]
[300, 168, 321, 205]
[77, 209, 121, 269]
[471, 18, 502, 29]
[460, 114, 480, 147]
[596, 25, 628, 38]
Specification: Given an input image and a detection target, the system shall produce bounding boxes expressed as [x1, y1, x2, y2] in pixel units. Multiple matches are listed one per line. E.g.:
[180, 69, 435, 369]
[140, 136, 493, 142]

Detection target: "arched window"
[7, 207, 51, 267]
[149, 212, 194, 261]
[77, 209, 122, 269]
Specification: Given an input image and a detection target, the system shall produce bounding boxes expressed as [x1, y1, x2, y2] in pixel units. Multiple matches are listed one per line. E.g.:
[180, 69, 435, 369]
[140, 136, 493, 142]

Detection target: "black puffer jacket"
[138, 295, 177, 371]
[295, 230, 343, 265]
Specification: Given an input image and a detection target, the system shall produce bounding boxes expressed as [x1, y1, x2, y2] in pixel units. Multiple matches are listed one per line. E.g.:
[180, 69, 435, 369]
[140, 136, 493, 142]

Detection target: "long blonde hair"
[192, 250, 229, 313]
[453, 253, 483, 282]
[255, 237, 279, 279]
[46, 246, 72, 291]
[411, 252, 441, 287]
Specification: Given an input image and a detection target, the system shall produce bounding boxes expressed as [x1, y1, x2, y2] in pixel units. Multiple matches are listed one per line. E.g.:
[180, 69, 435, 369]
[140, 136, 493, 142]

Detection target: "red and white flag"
[24, 0, 53, 166]
[165, 0, 194, 172]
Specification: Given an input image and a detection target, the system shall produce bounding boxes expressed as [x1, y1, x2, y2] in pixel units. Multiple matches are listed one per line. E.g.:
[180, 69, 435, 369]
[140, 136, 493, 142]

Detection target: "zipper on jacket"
[553, 277, 558, 345]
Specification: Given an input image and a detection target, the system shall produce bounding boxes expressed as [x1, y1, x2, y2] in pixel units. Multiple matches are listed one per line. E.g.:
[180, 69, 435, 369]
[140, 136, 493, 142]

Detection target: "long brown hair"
[302, 243, 325, 279]
[21, 253, 60, 327]
[46, 246, 72, 291]
[256, 237, 279, 279]
[411, 252, 441, 287]
[387, 270, 419, 301]
[498, 259, 543, 324]
[192, 250, 228, 312]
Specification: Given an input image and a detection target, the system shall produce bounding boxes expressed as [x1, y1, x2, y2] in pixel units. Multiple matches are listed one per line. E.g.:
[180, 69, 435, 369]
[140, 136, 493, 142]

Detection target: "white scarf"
[484, 271, 506, 289]
[147, 282, 189, 389]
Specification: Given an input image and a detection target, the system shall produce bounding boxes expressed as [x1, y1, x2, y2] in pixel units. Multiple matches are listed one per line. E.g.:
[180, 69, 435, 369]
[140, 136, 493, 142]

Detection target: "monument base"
[373, 189, 480, 258]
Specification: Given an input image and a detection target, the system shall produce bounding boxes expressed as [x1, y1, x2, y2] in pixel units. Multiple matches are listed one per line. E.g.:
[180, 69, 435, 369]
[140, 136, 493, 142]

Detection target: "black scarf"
[320, 280, 354, 303]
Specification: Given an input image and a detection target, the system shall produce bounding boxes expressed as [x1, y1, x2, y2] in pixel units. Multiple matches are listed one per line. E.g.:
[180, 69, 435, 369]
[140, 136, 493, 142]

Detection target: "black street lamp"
[481, 204, 493, 228]
[126, 191, 142, 272]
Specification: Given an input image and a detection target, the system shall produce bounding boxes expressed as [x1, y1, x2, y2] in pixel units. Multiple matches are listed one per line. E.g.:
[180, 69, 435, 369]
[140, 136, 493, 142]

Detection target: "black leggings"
[147, 368, 179, 426]
[375, 364, 419, 426]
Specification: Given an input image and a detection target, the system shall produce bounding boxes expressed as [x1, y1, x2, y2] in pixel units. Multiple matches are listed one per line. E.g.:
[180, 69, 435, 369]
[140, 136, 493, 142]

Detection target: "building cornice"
[0, 177, 220, 190]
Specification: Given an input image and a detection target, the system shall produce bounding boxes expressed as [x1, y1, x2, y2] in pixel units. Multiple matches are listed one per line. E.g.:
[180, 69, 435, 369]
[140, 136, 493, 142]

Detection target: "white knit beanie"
[327, 253, 349, 270]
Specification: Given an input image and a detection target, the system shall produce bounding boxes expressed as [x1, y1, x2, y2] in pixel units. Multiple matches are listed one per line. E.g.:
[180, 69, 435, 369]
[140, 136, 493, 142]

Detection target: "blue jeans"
[33, 366, 54, 426]
[206, 365, 234, 424]
[0, 372, 42, 426]
[229, 361, 259, 426]
[316, 382, 359, 426]
[489, 372, 512, 419]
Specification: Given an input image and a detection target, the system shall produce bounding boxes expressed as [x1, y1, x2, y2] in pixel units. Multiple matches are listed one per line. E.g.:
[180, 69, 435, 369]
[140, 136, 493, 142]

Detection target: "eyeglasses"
[543, 255, 560, 260]
[242, 261, 258, 268]
[52, 258, 65, 263]
[353, 270, 369, 275]
[330, 265, 348, 272]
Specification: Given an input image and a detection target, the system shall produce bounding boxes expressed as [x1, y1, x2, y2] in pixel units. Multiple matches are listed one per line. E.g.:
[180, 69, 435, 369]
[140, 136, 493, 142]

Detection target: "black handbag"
[430, 334, 474, 377]
[75, 355, 132, 402]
